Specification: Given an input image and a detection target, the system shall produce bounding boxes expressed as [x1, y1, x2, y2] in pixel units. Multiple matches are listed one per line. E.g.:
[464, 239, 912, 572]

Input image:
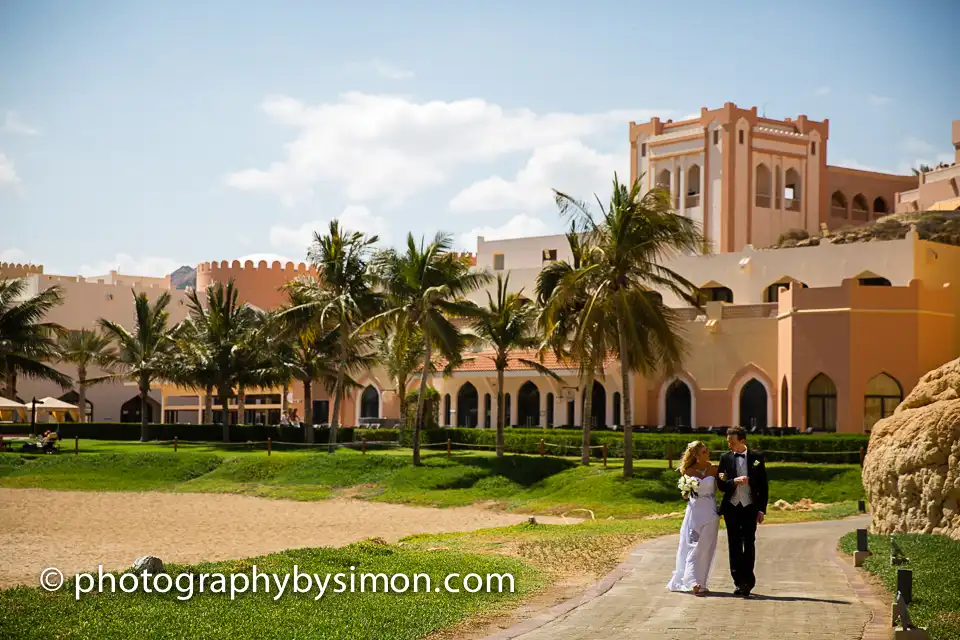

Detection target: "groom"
[717, 426, 768, 597]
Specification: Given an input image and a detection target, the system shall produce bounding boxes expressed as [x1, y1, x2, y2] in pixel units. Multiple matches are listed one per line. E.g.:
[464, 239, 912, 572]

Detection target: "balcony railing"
[852, 208, 869, 221]
[785, 198, 801, 212]
[755, 194, 772, 208]
[831, 206, 848, 218]
[721, 303, 778, 319]
[685, 194, 700, 208]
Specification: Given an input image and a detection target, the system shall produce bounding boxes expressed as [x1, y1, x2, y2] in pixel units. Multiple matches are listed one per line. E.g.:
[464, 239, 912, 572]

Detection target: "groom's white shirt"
[731, 447, 753, 507]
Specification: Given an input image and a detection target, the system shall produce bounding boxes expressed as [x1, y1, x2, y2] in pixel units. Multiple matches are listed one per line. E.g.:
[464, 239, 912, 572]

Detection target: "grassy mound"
[840, 532, 960, 640]
[0, 539, 539, 640]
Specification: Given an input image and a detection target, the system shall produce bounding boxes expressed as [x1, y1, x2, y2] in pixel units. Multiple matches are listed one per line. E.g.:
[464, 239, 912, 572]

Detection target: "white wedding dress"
[666, 474, 720, 592]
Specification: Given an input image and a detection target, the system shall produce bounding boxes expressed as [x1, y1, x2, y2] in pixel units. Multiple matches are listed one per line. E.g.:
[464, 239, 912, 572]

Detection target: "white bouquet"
[678, 475, 700, 500]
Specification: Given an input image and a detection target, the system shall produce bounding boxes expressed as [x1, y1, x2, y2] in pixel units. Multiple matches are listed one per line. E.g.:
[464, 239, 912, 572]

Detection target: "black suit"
[717, 449, 768, 592]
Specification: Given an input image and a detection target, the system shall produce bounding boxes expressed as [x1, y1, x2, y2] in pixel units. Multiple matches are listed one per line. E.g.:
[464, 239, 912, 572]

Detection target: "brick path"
[487, 516, 889, 640]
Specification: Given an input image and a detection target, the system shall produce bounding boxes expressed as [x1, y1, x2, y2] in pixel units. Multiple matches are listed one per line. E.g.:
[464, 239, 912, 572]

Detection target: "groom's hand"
[734, 476, 749, 486]
[757, 512, 765, 525]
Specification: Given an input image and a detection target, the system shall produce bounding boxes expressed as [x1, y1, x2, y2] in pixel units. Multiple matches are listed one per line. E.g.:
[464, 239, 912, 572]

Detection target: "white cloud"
[868, 94, 893, 106]
[224, 92, 664, 206]
[0, 152, 22, 190]
[0, 248, 29, 263]
[78, 254, 183, 278]
[903, 136, 936, 155]
[344, 59, 414, 80]
[268, 205, 394, 256]
[1, 111, 39, 136]
[814, 86, 831, 96]
[457, 214, 555, 252]
[450, 140, 625, 213]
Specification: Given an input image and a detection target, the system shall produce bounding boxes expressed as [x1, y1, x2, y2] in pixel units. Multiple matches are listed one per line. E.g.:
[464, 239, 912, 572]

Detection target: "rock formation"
[863, 357, 960, 539]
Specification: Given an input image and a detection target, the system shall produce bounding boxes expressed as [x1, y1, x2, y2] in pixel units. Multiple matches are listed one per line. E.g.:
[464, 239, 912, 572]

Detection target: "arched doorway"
[546, 392, 554, 427]
[864, 373, 902, 431]
[360, 385, 380, 419]
[503, 393, 511, 427]
[739, 379, 768, 429]
[582, 381, 607, 428]
[59, 390, 93, 422]
[443, 394, 451, 426]
[457, 383, 479, 427]
[121, 395, 158, 424]
[665, 380, 692, 427]
[483, 393, 491, 428]
[613, 392, 622, 426]
[806, 373, 837, 431]
[517, 381, 540, 427]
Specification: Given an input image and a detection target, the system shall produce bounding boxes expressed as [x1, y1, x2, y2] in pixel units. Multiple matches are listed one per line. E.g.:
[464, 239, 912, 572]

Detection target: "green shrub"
[404, 387, 440, 429]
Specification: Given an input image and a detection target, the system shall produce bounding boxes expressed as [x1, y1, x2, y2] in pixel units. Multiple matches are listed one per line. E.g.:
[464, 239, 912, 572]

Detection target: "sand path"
[0, 488, 572, 588]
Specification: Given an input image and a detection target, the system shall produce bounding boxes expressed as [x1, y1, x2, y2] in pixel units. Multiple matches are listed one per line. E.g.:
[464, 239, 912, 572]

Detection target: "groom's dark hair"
[727, 426, 747, 441]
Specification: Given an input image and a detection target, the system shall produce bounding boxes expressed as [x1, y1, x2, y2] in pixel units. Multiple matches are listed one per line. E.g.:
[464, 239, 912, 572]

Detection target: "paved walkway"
[487, 517, 888, 640]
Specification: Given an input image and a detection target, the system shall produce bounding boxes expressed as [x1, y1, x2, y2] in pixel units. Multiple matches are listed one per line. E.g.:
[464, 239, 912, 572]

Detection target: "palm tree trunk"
[397, 374, 408, 436]
[78, 381, 87, 424]
[496, 367, 505, 457]
[218, 387, 231, 442]
[6, 371, 17, 400]
[413, 341, 431, 467]
[204, 386, 213, 424]
[302, 378, 314, 443]
[237, 385, 246, 425]
[139, 381, 150, 443]
[281, 382, 289, 420]
[617, 318, 633, 478]
[329, 365, 345, 454]
[581, 373, 594, 466]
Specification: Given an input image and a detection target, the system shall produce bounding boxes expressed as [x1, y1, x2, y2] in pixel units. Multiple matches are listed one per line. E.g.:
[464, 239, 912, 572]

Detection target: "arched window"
[873, 196, 888, 215]
[503, 393, 511, 427]
[763, 280, 808, 303]
[122, 395, 157, 424]
[483, 393, 491, 428]
[806, 374, 837, 432]
[852, 194, 869, 221]
[581, 381, 607, 428]
[517, 381, 540, 427]
[656, 169, 671, 190]
[443, 393, 451, 426]
[775, 166, 783, 209]
[864, 373, 902, 431]
[360, 385, 380, 419]
[702, 285, 734, 304]
[831, 191, 848, 218]
[686, 165, 701, 208]
[780, 377, 789, 426]
[739, 379, 768, 429]
[858, 276, 892, 287]
[613, 392, 622, 426]
[456, 383, 478, 427]
[784, 168, 801, 211]
[665, 379, 693, 428]
[755, 164, 772, 208]
[546, 392, 554, 427]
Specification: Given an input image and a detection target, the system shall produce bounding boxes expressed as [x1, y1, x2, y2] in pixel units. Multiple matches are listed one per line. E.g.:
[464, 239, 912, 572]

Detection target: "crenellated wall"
[0, 262, 44, 279]
[196, 260, 319, 310]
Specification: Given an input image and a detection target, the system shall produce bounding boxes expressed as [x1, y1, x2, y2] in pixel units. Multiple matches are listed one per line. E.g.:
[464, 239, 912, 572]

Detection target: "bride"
[666, 440, 720, 596]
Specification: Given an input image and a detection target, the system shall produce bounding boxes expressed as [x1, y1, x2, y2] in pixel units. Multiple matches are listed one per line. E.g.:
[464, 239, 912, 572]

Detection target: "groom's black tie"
[735, 452, 745, 458]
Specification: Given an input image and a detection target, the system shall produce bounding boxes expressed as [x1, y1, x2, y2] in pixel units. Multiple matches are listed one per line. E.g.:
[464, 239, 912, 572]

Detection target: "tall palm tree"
[57, 328, 118, 422]
[100, 291, 175, 442]
[471, 273, 560, 456]
[550, 173, 703, 476]
[166, 323, 217, 423]
[0, 278, 71, 400]
[289, 220, 382, 451]
[377, 319, 425, 433]
[183, 280, 259, 441]
[368, 232, 491, 466]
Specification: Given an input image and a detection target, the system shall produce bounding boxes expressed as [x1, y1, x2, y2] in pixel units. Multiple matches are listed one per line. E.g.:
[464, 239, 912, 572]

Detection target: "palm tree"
[377, 319, 425, 433]
[99, 291, 175, 441]
[0, 278, 71, 401]
[57, 328, 118, 422]
[368, 232, 491, 465]
[289, 220, 382, 451]
[166, 324, 217, 423]
[471, 273, 560, 456]
[183, 280, 259, 441]
[912, 164, 933, 176]
[550, 173, 703, 476]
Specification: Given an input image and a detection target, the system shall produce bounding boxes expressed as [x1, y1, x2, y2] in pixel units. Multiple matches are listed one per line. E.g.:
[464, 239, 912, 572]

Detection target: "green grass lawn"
[839, 532, 960, 640]
[1, 445, 864, 519]
[0, 539, 541, 640]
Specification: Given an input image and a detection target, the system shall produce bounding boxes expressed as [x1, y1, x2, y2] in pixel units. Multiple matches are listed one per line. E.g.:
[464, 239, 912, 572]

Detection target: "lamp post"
[30, 397, 37, 436]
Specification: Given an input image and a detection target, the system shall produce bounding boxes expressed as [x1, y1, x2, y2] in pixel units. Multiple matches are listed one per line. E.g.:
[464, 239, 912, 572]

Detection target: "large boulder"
[863, 358, 960, 539]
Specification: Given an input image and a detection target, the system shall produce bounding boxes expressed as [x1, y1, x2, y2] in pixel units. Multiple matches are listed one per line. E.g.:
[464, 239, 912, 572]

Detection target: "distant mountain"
[169, 266, 196, 290]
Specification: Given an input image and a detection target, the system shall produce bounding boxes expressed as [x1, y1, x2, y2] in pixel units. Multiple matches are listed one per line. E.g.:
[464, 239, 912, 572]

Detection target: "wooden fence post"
[539, 439, 545, 457]
[602, 443, 607, 468]
[174, 436, 178, 452]
[667, 442, 674, 470]
[859, 446, 865, 467]
[447, 438, 452, 457]
[74, 436, 78, 456]
[267, 437, 272, 456]
[362, 437, 367, 455]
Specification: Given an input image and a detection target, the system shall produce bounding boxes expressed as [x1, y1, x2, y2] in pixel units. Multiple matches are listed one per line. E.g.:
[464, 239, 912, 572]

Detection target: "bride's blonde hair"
[679, 440, 707, 472]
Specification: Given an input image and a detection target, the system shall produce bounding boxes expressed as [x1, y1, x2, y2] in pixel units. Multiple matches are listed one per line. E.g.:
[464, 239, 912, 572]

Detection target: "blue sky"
[1, 0, 957, 276]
